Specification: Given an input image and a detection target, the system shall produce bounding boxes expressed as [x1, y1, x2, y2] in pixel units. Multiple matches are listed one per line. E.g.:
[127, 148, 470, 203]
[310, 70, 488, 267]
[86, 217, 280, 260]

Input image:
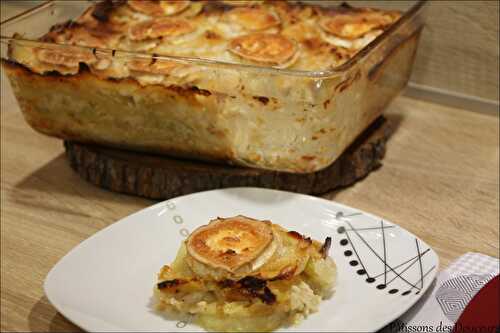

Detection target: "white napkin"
[381, 252, 499, 333]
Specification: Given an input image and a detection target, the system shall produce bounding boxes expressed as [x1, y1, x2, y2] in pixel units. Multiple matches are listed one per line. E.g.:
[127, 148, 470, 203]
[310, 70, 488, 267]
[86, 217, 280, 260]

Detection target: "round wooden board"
[64, 117, 394, 200]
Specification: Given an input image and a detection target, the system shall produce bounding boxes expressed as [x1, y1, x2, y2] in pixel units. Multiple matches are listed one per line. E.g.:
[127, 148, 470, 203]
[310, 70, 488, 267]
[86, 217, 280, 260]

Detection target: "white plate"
[45, 188, 439, 332]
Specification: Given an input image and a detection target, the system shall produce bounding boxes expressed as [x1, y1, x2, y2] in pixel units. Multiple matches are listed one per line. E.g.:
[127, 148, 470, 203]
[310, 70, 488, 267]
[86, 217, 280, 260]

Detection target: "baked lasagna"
[2, 0, 419, 173]
[154, 216, 335, 332]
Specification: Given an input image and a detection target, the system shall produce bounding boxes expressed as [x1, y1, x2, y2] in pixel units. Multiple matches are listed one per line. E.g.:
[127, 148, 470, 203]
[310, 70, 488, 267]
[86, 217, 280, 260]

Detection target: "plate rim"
[44, 187, 440, 332]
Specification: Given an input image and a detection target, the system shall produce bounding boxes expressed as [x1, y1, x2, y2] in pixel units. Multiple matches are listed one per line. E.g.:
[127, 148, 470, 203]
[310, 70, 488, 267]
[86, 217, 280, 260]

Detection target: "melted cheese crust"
[128, 0, 191, 17]
[225, 7, 281, 31]
[129, 18, 195, 41]
[155, 216, 336, 332]
[228, 33, 298, 67]
[184, 216, 322, 280]
[9, 0, 401, 80]
[319, 10, 400, 40]
[186, 216, 274, 273]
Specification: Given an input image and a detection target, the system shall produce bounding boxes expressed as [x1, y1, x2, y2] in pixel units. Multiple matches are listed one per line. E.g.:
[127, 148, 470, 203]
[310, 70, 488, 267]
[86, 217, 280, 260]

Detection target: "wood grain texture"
[1, 88, 499, 331]
[62, 117, 393, 199]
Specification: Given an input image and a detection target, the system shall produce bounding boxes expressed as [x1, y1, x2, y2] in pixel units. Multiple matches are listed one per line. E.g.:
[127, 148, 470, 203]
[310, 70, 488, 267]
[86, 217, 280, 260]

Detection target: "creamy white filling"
[320, 29, 383, 50]
[320, 31, 354, 49]
[134, 73, 165, 86]
[130, 11, 153, 22]
[249, 230, 279, 271]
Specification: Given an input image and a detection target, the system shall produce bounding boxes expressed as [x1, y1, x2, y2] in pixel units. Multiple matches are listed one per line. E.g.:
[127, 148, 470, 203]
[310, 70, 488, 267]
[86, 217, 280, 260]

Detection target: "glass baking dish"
[1, 0, 427, 173]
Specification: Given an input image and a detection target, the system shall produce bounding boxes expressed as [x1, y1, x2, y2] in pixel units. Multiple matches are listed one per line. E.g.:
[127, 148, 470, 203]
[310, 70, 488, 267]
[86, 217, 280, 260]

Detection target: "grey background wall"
[314, 1, 499, 105]
[400, 1, 498, 104]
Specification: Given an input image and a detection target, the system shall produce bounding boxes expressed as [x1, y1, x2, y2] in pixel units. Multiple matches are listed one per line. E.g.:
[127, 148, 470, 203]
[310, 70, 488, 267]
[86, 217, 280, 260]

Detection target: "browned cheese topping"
[225, 7, 281, 31]
[128, 0, 191, 16]
[8, 0, 402, 77]
[228, 33, 297, 66]
[129, 18, 195, 40]
[319, 10, 400, 39]
[186, 216, 274, 272]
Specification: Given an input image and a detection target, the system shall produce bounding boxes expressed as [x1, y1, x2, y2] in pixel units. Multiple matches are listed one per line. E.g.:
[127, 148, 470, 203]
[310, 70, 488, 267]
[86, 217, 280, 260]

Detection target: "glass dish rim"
[0, 0, 427, 78]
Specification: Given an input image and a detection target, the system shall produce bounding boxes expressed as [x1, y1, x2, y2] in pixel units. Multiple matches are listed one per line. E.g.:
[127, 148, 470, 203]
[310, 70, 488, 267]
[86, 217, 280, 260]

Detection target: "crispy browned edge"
[1, 25, 420, 170]
[1, 1, 411, 173]
[1, 58, 213, 97]
[156, 229, 331, 305]
[1, 59, 246, 163]
[38, 0, 396, 66]
[81, 0, 366, 26]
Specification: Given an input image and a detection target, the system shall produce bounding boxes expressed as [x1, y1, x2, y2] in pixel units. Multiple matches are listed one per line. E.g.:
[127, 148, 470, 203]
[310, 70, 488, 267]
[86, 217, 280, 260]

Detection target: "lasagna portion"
[154, 216, 336, 332]
[8, 0, 401, 82]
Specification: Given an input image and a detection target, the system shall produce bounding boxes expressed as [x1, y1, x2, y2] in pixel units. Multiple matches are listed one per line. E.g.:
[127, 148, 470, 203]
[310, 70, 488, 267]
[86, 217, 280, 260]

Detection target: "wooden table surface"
[1, 75, 499, 331]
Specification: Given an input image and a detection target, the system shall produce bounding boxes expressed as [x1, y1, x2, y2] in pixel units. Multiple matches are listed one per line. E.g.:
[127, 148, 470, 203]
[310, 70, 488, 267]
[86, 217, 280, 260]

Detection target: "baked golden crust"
[183, 217, 323, 281]
[35, 45, 96, 68]
[319, 9, 400, 40]
[3, 24, 421, 173]
[228, 33, 298, 67]
[225, 7, 280, 31]
[127, 0, 191, 17]
[8, 0, 402, 77]
[129, 18, 195, 41]
[221, 0, 261, 6]
[186, 216, 274, 273]
[127, 58, 185, 75]
[154, 216, 336, 332]
[3, 1, 415, 174]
